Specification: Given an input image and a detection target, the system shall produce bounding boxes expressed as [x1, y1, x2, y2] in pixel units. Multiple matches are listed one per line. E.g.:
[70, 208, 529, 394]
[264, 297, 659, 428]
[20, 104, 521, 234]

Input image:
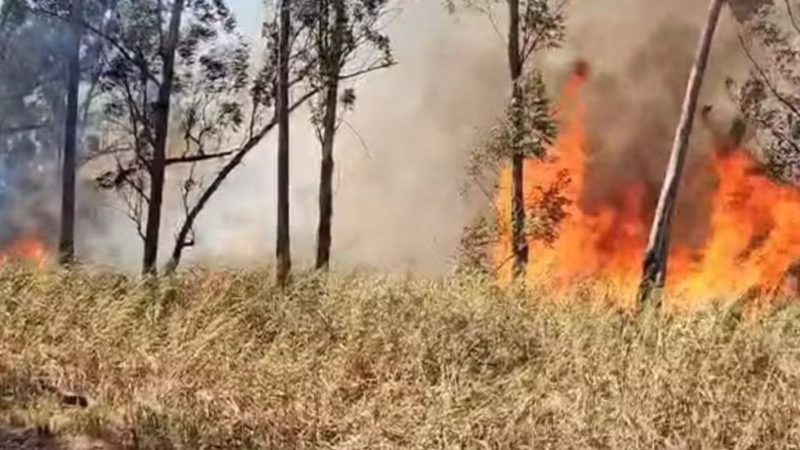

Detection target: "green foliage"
[463, 72, 565, 273]
[303, 0, 396, 134]
[91, 0, 252, 238]
[454, 0, 567, 274]
[525, 168, 570, 244]
[728, 1, 800, 183]
[0, 0, 111, 239]
[0, 0, 28, 28]
[519, 0, 566, 53]
[511, 71, 558, 158]
[95, 0, 249, 147]
[469, 72, 558, 176]
[444, 0, 566, 54]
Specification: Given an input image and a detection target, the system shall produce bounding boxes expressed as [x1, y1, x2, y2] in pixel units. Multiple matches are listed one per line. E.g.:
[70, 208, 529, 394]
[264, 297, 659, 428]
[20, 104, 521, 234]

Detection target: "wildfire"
[495, 65, 800, 306]
[0, 234, 49, 268]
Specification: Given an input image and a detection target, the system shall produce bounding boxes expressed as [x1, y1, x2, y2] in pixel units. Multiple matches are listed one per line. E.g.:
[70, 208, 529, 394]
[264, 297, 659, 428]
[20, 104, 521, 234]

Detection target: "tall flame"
[494, 67, 800, 307]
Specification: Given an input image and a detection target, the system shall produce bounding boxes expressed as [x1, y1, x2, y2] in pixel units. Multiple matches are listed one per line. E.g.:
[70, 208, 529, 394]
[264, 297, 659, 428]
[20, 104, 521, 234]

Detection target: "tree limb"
[786, 0, 800, 35]
[0, 122, 49, 135]
[339, 60, 395, 81]
[739, 32, 800, 119]
[164, 87, 319, 274]
[165, 149, 237, 165]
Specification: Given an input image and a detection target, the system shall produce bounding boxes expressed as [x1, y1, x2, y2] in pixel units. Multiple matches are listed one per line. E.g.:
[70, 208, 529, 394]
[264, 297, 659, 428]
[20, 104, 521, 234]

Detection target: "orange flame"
[0, 234, 49, 268]
[494, 68, 800, 306]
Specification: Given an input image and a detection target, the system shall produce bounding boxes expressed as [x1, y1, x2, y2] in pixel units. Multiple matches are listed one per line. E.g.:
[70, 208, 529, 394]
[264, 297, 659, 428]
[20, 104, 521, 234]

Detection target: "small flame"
[0, 234, 49, 268]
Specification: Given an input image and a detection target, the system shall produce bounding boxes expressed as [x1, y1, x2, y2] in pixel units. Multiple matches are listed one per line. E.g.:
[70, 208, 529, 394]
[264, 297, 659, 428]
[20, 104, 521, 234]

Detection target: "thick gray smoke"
[556, 0, 767, 249]
[98, 0, 512, 273]
[552, 0, 753, 248]
[0, 13, 66, 252]
[0, 7, 115, 260]
[2, 0, 765, 272]
[91, 0, 759, 272]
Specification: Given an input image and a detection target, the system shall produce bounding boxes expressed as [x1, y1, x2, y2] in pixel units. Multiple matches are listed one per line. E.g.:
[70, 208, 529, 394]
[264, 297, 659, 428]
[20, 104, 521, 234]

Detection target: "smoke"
[92, 0, 759, 272]
[316, 3, 510, 273]
[0, 12, 66, 252]
[1, 0, 766, 273]
[0, 9, 111, 260]
[544, 0, 753, 248]
[150, 0, 511, 274]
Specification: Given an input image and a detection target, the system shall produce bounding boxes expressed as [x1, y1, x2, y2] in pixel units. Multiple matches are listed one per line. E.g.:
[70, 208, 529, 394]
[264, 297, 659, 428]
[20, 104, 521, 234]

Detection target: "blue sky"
[229, 0, 262, 37]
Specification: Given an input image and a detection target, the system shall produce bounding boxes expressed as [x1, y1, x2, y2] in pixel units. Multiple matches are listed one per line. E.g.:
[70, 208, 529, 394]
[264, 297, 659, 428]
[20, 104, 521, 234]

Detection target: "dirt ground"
[0, 427, 109, 450]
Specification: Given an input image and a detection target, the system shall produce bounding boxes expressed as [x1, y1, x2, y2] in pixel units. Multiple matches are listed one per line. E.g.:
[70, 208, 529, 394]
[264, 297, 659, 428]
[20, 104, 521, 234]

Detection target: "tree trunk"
[507, 0, 528, 278]
[276, 0, 292, 286]
[142, 0, 185, 276]
[638, 0, 724, 305]
[163, 90, 318, 275]
[59, 0, 82, 266]
[315, 0, 345, 271]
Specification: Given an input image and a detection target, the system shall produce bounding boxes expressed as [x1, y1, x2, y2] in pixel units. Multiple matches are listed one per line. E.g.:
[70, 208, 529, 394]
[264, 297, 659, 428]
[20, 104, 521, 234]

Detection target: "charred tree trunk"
[59, 0, 82, 266]
[142, 0, 185, 276]
[276, 0, 292, 286]
[508, 0, 528, 278]
[638, 0, 724, 305]
[315, 0, 345, 271]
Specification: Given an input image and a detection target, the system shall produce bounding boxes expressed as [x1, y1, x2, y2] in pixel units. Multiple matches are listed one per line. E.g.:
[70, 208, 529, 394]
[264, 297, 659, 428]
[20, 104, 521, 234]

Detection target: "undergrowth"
[2, 266, 800, 449]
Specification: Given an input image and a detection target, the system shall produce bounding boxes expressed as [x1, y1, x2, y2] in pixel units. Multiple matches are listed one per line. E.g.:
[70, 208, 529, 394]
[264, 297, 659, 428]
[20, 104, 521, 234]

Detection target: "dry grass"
[2, 266, 800, 449]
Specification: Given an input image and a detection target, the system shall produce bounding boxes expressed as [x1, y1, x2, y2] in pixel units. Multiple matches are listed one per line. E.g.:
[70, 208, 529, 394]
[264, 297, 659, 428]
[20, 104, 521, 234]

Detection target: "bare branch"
[0, 122, 49, 135]
[738, 31, 800, 119]
[521, 0, 568, 64]
[165, 87, 320, 273]
[339, 60, 396, 81]
[165, 149, 237, 165]
[786, 0, 800, 35]
[340, 119, 372, 159]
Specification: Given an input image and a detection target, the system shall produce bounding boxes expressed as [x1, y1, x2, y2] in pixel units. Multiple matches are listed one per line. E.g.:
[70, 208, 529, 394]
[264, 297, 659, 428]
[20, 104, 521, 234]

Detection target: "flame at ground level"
[494, 71, 800, 307]
[0, 234, 49, 267]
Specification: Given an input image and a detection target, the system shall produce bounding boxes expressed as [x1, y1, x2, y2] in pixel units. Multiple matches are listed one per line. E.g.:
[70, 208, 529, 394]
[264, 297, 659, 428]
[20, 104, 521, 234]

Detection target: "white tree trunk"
[638, 0, 725, 305]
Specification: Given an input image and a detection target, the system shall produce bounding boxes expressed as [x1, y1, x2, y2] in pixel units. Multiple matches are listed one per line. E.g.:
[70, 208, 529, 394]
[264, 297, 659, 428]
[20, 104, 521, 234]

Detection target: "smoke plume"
[553, 0, 752, 249]
[83, 0, 760, 272]
[2, 0, 766, 273]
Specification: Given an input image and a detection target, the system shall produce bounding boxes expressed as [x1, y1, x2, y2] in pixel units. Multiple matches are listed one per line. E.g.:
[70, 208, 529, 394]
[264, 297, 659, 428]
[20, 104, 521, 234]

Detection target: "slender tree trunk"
[638, 0, 724, 305]
[59, 0, 82, 266]
[163, 90, 318, 275]
[315, 0, 345, 271]
[276, 0, 292, 285]
[142, 0, 185, 276]
[507, 0, 528, 278]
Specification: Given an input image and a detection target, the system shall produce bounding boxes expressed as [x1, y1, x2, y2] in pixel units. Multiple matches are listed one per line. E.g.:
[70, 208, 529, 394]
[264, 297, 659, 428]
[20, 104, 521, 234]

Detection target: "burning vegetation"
[494, 63, 800, 307]
[7, 1, 800, 447]
[0, 234, 49, 267]
[2, 0, 799, 307]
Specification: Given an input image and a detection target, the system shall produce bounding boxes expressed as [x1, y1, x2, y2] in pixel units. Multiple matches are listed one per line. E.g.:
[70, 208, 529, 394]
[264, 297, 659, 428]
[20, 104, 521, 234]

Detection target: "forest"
[4, 0, 800, 448]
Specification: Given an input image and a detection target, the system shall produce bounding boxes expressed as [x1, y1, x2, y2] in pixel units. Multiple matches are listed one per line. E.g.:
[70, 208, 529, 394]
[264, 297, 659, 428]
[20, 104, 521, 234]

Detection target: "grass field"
[2, 266, 800, 449]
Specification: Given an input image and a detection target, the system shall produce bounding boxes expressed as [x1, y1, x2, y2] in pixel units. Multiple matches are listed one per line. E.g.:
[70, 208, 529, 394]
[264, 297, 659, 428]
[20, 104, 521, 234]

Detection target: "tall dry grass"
[2, 266, 800, 449]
